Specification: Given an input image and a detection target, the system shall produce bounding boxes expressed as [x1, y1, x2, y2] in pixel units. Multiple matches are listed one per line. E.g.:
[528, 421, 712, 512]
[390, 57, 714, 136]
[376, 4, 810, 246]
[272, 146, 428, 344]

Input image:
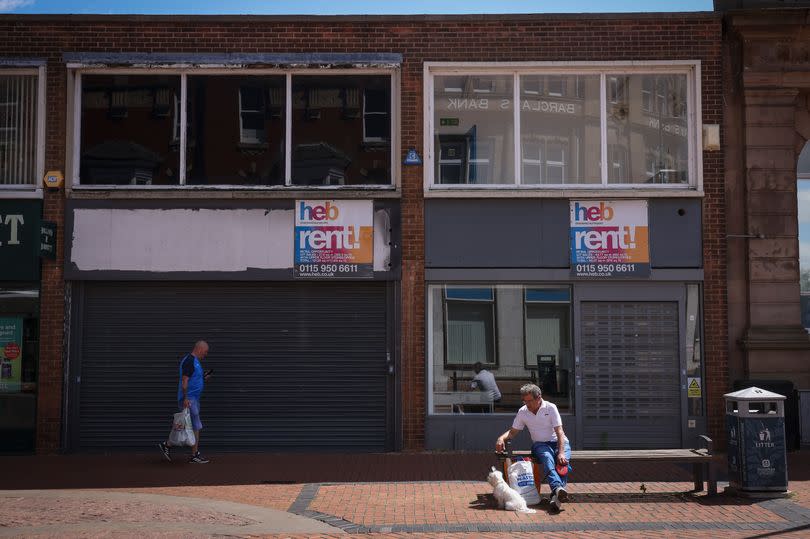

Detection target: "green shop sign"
[0, 200, 42, 281]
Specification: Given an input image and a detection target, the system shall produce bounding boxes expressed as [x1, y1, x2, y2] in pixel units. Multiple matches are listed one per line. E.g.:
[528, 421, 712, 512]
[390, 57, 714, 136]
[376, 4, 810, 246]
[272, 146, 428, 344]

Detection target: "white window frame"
[238, 85, 267, 145]
[0, 66, 45, 198]
[424, 61, 703, 197]
[68, 67, 399, 190]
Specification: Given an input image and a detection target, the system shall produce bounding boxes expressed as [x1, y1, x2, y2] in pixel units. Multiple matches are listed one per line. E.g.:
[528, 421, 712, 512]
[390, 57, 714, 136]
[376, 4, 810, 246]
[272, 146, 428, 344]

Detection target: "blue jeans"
[531, 440, 571, 492]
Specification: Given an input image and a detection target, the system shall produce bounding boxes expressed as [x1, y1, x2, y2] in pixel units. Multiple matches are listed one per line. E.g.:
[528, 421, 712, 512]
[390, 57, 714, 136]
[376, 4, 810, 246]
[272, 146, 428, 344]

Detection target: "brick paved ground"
[3, 451, 810, 538]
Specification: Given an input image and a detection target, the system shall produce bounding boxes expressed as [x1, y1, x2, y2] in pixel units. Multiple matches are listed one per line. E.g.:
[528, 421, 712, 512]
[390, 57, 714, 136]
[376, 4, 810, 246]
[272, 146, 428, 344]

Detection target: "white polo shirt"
[511, 400, 564, 443]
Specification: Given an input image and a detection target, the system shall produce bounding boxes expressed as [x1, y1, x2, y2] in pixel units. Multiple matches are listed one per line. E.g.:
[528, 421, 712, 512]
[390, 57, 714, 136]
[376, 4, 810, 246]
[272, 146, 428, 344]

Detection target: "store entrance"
[579, 301, 681, 449]
[574, 284, 686, 450]
[0, 288, 39, 453]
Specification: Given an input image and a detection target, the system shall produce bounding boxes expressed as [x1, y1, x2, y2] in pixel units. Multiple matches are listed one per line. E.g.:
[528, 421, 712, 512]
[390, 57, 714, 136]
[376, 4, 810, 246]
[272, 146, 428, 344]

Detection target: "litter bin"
[725, 387, 788, 493]
[733, 379, 799, 450]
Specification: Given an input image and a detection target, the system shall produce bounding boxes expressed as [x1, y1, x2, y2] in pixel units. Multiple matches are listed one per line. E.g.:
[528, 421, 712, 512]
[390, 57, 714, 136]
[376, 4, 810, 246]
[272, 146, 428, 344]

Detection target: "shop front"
[64, 199, 400, 452]
[424, 199, 706, 450]
[422, 61, 715, 450]
[0, 199, 42, 452]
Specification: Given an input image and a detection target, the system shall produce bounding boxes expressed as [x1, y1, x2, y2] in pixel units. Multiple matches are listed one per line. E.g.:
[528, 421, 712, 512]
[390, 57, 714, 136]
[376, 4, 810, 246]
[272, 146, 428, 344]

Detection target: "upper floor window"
[0, 68, 44, 189]
[74, 71, 394, 188]
[428, 64, 699, 189]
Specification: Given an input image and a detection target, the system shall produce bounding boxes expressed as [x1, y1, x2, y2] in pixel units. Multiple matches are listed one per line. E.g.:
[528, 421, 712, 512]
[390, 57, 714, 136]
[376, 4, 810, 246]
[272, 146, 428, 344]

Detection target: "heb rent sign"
[294, 200, 373, 279]
[570, 200, 650, 279]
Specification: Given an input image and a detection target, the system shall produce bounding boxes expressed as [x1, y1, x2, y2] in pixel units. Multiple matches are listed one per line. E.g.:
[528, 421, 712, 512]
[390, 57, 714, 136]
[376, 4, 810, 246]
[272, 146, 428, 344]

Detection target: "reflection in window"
[80, 75, 181, 185]
[444, 288, 495, 367]
[238, 86, 267, 144]
[78, 72, 393, 187]
[519, 74, 600, 185]
[291, 74, 391, 186]
[521, 138, 569, 184]
[524, 288, 572, 411]
[429, 67, 696, 187]
[184, 76, 285, 186]
[433, 74, 514, 184]
[0, 73, 38, 185]
[798, 143, 810, 330]
[606, 74, 689, 185]
[363, 88, 389, 142]
[608, 144, 628, 182]
[430, 284, 573, 415]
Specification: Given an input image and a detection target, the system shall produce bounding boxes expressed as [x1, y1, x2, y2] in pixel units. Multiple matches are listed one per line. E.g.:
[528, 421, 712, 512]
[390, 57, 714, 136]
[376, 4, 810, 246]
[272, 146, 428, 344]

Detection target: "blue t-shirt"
[177, 353, 204, 402]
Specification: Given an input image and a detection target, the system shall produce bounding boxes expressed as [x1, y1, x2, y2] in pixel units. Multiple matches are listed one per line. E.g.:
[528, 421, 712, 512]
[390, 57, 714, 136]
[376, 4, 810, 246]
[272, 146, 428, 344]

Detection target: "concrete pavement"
[2, 451, 810, 538]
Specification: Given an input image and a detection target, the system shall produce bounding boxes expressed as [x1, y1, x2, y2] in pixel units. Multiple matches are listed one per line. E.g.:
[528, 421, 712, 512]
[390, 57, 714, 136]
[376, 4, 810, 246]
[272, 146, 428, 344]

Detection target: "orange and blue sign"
[294, 200, 373, 278]
[570, 200, 649, 278]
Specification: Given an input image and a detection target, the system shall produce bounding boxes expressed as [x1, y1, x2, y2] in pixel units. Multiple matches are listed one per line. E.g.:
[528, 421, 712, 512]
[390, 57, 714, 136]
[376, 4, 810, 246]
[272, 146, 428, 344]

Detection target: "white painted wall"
[70, 207, 392, 273]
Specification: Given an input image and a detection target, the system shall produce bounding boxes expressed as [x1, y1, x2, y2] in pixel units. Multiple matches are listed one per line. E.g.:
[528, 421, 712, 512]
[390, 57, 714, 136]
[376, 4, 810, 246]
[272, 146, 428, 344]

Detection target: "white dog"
[487, 466, 536, 513]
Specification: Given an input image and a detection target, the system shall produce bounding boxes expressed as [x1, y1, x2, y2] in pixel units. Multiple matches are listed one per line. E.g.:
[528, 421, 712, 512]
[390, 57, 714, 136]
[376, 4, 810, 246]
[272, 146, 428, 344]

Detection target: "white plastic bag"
[168, 408, 196, 447]
[508, 459, 540, 506]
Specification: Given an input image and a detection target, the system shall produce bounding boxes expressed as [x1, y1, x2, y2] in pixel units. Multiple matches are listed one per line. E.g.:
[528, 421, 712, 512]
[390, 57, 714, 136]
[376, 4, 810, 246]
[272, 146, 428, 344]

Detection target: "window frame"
[424, 61, 702, 195]
[237, 84, 268, 146]
[68, 67, 398, 190]
[0, 66, 46, 197]
[442, 286, 498, 369]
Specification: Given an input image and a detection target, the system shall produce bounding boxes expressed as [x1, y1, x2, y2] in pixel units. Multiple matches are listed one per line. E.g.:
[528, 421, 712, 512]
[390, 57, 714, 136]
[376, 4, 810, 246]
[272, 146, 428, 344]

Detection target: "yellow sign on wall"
[687, 377, 702, 398]
[43, 170, 63, 189]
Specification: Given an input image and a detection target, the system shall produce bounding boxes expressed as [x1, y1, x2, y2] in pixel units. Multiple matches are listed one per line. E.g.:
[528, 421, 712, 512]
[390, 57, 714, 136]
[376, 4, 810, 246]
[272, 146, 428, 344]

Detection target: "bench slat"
[501, 449, 711, 462]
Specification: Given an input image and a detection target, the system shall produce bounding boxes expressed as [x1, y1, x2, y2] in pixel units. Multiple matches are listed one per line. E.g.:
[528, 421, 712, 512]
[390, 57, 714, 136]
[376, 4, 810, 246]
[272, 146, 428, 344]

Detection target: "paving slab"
[0, 489, 342, 537]
[1, 450, 810, 538]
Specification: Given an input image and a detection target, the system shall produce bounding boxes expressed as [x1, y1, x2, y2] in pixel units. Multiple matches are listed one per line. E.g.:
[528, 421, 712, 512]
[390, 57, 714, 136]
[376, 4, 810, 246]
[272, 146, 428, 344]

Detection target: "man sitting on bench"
[495, 383, 570, 512]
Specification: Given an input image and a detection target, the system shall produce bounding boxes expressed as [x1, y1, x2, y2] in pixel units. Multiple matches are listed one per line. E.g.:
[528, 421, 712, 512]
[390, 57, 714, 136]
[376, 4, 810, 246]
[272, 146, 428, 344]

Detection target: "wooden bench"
[497, 435, 717, 496]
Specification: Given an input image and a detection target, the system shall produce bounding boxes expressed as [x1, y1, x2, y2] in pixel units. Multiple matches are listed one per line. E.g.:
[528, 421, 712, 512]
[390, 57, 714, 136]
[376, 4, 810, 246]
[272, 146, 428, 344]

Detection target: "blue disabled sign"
[403, 149, 422, 166]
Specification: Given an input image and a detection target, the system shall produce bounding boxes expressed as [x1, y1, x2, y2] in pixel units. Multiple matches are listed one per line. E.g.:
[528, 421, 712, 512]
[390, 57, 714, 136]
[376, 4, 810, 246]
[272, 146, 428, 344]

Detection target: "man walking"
[159, 340, 211, 464]
[495, 384, 570, 512]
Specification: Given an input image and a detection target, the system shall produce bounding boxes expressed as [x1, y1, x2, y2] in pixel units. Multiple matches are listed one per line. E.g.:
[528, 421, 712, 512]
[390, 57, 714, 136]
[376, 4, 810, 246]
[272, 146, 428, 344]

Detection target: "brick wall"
[0, 13, 724, 452]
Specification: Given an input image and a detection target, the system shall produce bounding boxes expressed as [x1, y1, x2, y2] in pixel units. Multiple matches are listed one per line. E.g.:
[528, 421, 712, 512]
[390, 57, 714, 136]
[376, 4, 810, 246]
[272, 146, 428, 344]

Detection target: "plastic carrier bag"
[168, 408, 196, 447]
[507, 458, 541, 506]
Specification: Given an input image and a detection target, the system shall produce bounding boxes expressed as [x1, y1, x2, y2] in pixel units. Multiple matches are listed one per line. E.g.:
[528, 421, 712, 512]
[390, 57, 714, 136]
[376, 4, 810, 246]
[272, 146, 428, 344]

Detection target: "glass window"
[291, 74, 391, 186]
[520, 74, 600, 185]
[433, 74, 514, 184]
[76, 71, 394, 188]
[0, 288, 39, 453]
[429, 66, 696, 188]
[363, 88, 390, 142]
[798, 143, 810, 331]
[606, 74, 689, 185]
[524, 288, 572, 411]
[430, 284, 573, 415]
[444, 287, 495, 367]
[239, 85, 268, 144]
[80, 75, 181, 186]
[184, 76, 285, 186]
[0, 72, 39, 186]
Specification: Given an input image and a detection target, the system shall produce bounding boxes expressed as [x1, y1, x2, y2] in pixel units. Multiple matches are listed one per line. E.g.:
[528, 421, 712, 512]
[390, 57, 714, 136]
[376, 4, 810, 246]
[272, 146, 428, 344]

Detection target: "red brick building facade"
[0, 13, 725, 454]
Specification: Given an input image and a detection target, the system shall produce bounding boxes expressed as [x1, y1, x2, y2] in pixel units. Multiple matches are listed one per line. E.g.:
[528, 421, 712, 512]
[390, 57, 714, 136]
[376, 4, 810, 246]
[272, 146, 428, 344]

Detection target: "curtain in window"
[447, 318, 489, 365]
[0, 74, 37, 185]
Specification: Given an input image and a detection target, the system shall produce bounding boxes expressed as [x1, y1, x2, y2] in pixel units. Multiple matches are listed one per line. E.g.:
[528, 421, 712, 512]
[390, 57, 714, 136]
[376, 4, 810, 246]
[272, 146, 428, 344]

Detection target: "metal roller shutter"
[580, 301, 681, 449]
[76, 282, 389, 452]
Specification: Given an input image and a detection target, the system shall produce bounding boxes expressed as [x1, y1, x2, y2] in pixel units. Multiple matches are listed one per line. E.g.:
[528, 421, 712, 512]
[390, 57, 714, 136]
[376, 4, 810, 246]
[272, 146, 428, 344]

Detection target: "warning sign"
[687, 377, 702, 398]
